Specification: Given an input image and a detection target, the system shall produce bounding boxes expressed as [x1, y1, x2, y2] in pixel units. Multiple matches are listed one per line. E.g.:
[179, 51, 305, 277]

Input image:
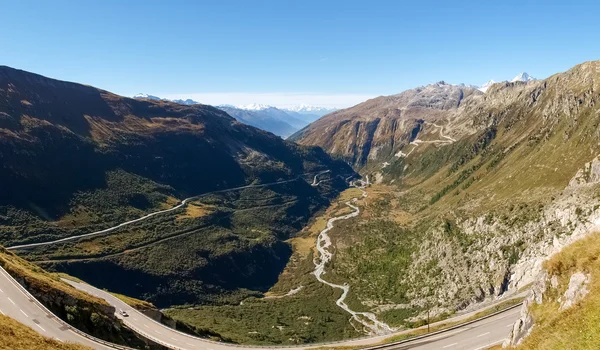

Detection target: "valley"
[3, 59, 600, 349]
[4, 2, 600, 349]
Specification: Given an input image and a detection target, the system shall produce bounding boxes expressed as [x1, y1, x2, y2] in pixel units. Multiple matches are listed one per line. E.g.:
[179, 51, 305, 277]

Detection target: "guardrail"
[0, 266, 135, 350]
[93, 281, 523, 350]
[361, 303, 523, 350]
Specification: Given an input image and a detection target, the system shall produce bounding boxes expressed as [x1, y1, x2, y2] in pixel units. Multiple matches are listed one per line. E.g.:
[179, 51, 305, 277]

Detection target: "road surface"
[1, 258, 520, 350]
[0, 266, 119, 350]
[65, 261, 521, 350]
[364, 306, 520, 350]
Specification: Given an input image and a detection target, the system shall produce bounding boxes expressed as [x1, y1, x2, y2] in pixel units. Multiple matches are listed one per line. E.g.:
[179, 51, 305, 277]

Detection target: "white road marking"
[144, 324, 149, 328]
[506, 323, 514, 328]
[474, 339, 505, 350]
[20, 309, 28, 317]
[477, 332, 491, 337]
[8, 297, 15, 305]
[36, 324, 46, 332]
[0, 287, 4, 292]
[0, 308, 5, 315]
[443, 343, 458, 348]
[155, 330, 162, 335]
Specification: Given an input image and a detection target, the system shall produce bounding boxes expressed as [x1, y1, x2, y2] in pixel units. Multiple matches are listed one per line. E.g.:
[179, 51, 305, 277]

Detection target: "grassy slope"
[0, 314, 90, 350]
[0, 247, 158, 349]
[516, 232, 600, 349]
[246, 62, 600, 340]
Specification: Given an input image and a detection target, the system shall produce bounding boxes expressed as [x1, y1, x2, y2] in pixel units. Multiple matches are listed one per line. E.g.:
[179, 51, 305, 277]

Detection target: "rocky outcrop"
[290, 82, 482, 168]
[559, 272, 590, 311]
[505, 270, 592, 347]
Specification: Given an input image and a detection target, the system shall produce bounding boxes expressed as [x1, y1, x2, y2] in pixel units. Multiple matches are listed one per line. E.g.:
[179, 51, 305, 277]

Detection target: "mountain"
[284, 105, 338, 117]
[0, 65, 354, 308]
[289, 81, 482, 168]
[236, 103, 272, 110]
[216, 105, 300, 138]
[286, 60, 600, 340]
[476, 72, 536, 93]
[511, 72, 536, 82]
[134, 93, 199, 105]
[132, 95, 322, 137]
[171, 98, 199, 105]
[133, 93, 161, 100]
[478, 79, 496, 92]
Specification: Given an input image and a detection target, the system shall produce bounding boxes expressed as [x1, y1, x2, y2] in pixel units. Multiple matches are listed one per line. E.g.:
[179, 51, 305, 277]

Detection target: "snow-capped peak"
[133, 93, 161, 100]
[511, 72, 536, 82]
[285, 104, 338, 115]
[478, 80, 496, 93]
[236, 103, 272, 111]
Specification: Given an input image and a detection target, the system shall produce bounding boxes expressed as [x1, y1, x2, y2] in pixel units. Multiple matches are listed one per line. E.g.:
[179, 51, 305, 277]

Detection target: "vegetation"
[0, 314, 90, 350]
[19, 180, 340, 308]
[0, 247, 160, 348]
[517, 232, 600, 349]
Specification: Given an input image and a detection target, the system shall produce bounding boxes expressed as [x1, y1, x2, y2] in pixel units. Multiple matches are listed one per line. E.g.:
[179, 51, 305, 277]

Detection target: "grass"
[0, 247, 159, 348]
[0, 248, 107, 306]
[175, 202, 214, 221]
[0, 314, 90, 350]
[516, 231, 600, 349]
[111, 291, 157, 310]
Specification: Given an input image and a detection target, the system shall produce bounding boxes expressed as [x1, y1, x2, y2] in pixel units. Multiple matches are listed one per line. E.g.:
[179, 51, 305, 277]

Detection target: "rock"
[504, 272, 547, 347]
[559, 272, 590, 311]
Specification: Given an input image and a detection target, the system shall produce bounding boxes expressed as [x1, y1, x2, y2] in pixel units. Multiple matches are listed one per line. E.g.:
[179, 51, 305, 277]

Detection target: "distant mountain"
[236, 103, 272, 111]
[511, 72, 536, 82]
[217, 105, 300, 138]
[171, 98, 198, 105]
[284, 105, 338, 117]
[132, 95, 331, 137]
[479, 80, 497, 93]
[476, 72, 537, 93]
[290, 81, 482, 167]
[133, 93, 161, 100]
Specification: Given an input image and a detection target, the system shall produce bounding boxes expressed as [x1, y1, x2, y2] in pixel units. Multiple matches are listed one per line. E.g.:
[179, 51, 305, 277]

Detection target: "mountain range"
[289, 60, 600, 341]
[478, 72, 537, 92]
[0, 65, 353, 309]
[133, 94, 335, 138]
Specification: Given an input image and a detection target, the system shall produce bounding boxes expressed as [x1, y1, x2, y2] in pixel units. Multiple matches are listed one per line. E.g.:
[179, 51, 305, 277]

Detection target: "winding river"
[313, 177, 394, 335]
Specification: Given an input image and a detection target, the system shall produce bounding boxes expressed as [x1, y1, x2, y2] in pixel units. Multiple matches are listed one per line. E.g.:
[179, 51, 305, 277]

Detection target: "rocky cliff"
[290, 82, 482, 168]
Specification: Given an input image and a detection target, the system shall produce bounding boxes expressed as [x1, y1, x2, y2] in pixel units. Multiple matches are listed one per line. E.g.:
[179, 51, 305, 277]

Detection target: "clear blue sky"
[2, 0, 599, 107]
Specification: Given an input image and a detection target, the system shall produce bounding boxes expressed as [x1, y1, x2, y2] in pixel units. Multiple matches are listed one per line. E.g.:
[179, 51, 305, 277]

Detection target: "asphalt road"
[0, 266, 117, 350]
[6, 175, 314, 251]
[66, 277, 520, 350]
[365, 307, 520, 350]
[1, 263, 519, 350]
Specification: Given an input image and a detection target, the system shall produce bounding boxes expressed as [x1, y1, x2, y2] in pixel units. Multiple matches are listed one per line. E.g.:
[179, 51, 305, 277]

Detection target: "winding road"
[2, 171, 523, 349]
[1, 262, 522, 350]
[7, 174, 317, 251]
[396, 121, 455, 159]
[63, 276, 521, 350]
[0, 266, 121, 350]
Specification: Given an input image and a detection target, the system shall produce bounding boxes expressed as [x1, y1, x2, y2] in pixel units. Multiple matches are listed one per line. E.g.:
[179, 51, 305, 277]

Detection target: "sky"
[2, 0, 600, 108]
